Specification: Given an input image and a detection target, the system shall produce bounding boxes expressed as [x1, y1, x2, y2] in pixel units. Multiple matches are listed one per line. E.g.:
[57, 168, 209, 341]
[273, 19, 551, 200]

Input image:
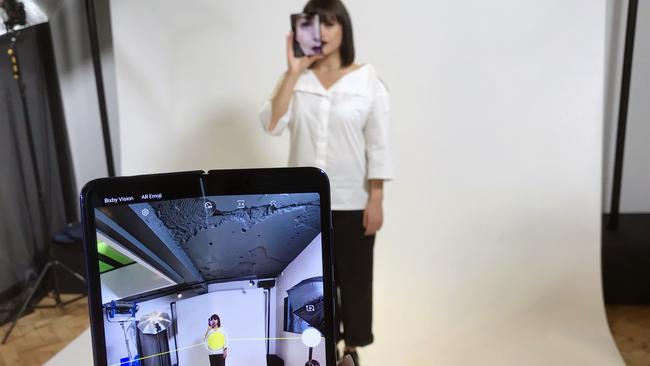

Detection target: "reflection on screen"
[95, 193, 325, 366]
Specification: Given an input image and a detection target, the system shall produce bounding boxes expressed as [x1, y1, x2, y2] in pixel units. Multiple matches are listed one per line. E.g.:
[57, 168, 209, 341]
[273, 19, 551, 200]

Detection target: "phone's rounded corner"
[80, 178, 108, 213]
[80, 178, 107, 200]
[307, 167, 331, 189]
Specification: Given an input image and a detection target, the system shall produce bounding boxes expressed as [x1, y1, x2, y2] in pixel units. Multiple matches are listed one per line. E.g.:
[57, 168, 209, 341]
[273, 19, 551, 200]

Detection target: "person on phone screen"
[259, 1, 394, 365]
[295, 13, 322, 56]
[204, 314, 229, 366]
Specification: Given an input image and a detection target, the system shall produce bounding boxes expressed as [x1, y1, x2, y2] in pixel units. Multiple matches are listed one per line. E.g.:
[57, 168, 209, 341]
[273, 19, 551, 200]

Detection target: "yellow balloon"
[207, 331, 226, 351]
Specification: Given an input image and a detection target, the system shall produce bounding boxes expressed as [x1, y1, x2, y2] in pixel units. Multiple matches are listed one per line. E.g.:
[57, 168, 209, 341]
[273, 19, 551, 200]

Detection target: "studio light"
[0, 0, 27, 31]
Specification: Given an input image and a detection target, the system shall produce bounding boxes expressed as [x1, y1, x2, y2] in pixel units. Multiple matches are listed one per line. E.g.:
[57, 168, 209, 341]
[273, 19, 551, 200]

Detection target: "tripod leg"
[53, 261, 87, 306]
[2, 263, 53, 344]
[51, 261, 63, 308]
[33, 261, 87, 308]
[53, 260, 87, 284]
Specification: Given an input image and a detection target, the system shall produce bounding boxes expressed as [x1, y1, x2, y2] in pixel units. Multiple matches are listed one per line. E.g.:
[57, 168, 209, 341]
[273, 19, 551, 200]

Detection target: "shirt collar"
[294, 64, 372, 97]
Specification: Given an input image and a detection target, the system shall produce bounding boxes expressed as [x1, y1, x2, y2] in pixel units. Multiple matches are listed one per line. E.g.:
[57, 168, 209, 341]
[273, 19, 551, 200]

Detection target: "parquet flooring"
[0, 297, 648, 365]
[0, 294, 89, 366]
[607, 305, 650, 366]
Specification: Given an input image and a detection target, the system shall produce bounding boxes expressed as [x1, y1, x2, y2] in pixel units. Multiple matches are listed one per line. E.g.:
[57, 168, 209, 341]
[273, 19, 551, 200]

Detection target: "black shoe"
[343, 350, 359, 366]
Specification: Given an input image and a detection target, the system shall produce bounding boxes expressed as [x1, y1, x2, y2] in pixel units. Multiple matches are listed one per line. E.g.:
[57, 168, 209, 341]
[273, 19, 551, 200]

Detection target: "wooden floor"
[607, 305, 650, 366]
[0, 294, 89, 366]
[0, 295, 648, 365]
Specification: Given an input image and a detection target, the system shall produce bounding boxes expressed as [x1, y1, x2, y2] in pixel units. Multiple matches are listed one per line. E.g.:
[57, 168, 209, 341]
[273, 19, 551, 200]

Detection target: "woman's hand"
[363, 197, 383, 236]
[363, 180, 384, 236]
[223, 349, 227, 360]
[286, 33, 321, 75]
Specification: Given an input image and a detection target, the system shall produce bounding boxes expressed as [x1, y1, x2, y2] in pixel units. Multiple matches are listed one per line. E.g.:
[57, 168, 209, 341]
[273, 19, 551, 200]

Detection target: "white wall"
[111, 0, 621, 364]
[275, 235, 325, 365]
[110, 0, 291, 174]
[603, 0, 650, 213]
[176, 288, 267, 366]
[207, 280, 278, 355]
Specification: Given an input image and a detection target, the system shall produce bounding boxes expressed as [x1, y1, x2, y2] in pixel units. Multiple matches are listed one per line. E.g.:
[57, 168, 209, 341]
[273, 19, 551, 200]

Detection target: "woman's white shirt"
[205, 327, 229, 355]
[259, 64, 394, 210]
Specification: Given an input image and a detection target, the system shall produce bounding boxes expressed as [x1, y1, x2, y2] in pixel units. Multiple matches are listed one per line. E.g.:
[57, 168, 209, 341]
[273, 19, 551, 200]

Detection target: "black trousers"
[332, 210, 375, 347]
[209, 354, 225, 366]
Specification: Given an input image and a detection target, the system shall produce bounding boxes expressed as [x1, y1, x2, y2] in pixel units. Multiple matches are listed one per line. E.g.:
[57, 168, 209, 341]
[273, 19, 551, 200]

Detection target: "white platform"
[44, 328, 93, 365]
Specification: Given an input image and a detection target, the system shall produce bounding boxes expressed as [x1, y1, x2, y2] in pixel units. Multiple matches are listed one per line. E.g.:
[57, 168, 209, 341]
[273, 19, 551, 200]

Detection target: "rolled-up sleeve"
[259, 76, 293, 136]
[259, 99, 292, 136]
[365, 93, 394, 180]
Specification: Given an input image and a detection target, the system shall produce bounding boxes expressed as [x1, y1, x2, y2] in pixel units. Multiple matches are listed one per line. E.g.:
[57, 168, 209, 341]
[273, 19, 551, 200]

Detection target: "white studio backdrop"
[175, 288, 267, 365]
[110, 0, 622, 365]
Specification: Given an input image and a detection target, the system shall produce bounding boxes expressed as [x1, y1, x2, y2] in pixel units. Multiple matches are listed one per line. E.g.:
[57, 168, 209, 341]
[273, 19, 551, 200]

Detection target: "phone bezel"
[80, 167, 336, 365]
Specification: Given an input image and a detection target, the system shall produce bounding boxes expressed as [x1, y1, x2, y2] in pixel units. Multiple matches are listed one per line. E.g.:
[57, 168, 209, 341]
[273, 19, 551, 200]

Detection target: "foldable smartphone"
[81, 168, 336, 366]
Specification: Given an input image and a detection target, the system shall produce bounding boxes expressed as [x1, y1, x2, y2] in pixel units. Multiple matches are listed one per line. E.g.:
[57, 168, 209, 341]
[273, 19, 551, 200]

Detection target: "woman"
[259, 1, 393, 364]
[204, 314, 229, 366]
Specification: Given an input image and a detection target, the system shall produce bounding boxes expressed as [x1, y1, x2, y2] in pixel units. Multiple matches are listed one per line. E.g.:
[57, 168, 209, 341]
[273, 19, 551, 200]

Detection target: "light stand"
[84, 0, 116, 177]
[1, 7, 87, 344]
[105, 301, 139, 364]
[607, 0, 638, 230]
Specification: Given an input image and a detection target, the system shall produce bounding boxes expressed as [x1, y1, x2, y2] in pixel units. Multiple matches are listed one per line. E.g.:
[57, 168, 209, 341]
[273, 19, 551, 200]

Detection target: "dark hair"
[303, 0, 355, 67]
[209, 314, 221, 327]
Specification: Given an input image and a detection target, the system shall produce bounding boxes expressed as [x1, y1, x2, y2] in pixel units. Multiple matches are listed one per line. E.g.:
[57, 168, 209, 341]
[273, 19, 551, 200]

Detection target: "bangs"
[317, 12, 338, 25]
[303, 1, 342, 23]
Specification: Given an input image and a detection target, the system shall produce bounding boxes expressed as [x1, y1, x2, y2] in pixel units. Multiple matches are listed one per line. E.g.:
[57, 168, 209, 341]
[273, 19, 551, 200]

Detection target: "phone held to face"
[291, 13, 322, 57]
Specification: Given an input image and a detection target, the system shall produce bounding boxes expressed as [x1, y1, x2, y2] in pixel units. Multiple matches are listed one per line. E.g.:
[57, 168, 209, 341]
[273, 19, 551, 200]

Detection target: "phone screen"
[291, 13, 322, 57]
